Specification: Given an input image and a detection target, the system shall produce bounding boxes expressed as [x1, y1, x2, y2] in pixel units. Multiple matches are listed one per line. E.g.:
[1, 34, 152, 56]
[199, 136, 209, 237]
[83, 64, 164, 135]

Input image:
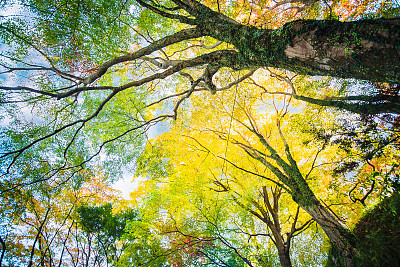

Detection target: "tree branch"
[82, 27, 204, 85]
[0, 235, 5, 266]
[28, 207, 51, 267]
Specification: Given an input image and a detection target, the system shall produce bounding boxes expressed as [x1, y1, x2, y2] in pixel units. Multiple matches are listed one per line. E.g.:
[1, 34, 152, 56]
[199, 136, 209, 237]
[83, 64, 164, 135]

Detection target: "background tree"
[131, 83, 350, 266]
[0, 172, 135, 266]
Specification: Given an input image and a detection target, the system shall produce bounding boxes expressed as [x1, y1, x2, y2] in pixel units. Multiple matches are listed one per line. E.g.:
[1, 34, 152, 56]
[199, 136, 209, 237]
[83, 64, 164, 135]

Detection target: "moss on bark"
[202, 18, 400, 84]
[327, 191, 400, 267]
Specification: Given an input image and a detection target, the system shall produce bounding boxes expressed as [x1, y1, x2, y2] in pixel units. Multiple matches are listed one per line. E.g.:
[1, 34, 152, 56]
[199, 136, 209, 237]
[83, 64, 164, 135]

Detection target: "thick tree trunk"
[202, 18, 400, 83]
[285, 173, 357, 266]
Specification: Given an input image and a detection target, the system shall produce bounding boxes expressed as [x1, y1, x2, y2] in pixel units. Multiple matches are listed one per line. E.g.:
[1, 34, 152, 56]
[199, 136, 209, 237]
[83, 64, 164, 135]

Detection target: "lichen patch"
[284, 36, 316, 59]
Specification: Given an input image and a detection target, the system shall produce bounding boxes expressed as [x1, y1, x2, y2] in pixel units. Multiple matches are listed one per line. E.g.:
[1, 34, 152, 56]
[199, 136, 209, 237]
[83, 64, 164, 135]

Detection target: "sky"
[111, 121, 169, 199]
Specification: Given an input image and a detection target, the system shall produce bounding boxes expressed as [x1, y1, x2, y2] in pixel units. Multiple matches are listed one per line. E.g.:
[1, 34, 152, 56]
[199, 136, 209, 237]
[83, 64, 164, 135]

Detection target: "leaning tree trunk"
[241, 132, 359, 265]
[298, 194, 358, 267]
[201, 18, 400, 83]
[283, 169, 358, 266]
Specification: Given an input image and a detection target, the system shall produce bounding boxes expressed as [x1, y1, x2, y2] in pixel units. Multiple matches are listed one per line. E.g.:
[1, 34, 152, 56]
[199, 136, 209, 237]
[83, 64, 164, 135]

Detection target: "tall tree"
[132, 82, 354, 266]
[1, 0, 398, 184]
[133, 75, 398, 266]
[0, 0, 399, 266]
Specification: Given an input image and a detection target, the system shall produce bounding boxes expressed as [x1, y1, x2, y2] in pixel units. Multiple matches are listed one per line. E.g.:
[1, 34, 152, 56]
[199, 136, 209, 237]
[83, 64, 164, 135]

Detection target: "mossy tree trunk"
[299, 196, 357, 267]
[234, 121, 358, 266]
[287, 175, 357, 267]
[201, 18, 400, 83]
[86, 1, 400, 91]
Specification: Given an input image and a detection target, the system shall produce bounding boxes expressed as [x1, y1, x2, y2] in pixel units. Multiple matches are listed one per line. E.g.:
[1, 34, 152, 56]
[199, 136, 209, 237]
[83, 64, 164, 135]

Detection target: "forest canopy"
[0, 0, 399, 266]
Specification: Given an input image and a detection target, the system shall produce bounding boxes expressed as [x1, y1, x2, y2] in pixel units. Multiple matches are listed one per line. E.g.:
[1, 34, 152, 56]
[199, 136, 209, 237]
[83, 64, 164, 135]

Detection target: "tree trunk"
[0, 235, 5, 266]
[276, 242, 292, 267]
[300, 199, 357, 267]
[293, 94, 400, 115]
[288, 177, 357, 266]
[269, 224, 293, 267]
[240, 124, 359, 266]
[202, 18, 400, 83]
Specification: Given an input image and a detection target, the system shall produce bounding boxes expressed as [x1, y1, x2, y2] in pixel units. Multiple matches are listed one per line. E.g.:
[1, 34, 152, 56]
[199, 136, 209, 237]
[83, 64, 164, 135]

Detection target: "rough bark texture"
[290, 181, 358, 267]
[201, 18, 400, 83]
[301, 200, 357, 267]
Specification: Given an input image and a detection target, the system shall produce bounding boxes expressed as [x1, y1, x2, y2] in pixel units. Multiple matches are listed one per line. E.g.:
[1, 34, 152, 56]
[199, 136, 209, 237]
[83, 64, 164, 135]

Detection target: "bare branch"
[304, 142, 327, 180]
[82, 27, 204, 85]
[217, 69, 257, 92]
[28, 207, 51, 267]
[135, 0, 196, 25]
[0, 235, 5, 266]
[0, 86, 59, 98]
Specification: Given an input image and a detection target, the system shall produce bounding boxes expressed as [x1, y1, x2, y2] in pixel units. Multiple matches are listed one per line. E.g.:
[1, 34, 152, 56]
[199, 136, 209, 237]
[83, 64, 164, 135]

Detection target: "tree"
[132, 72, 399, 266]
[131, 82, 353, 266]
[141, 142, 318, 267]
[76, 203, 138, 266]
[0, 171, 133, 266]
[227, 105, 358, 266]
[0, 0, 399, 266]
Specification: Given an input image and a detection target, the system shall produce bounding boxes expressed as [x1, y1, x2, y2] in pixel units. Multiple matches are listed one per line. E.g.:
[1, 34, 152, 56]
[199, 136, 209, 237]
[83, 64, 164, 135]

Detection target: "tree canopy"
[0, 0, 399, 266]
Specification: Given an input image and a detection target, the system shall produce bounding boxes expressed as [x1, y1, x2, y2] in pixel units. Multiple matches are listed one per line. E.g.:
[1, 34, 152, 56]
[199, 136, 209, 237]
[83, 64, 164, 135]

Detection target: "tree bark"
[201, 18, 400, 83]
[0, 235, 5, 266]
[275, 239, 292, 267]
[299, 196, 357, 267]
